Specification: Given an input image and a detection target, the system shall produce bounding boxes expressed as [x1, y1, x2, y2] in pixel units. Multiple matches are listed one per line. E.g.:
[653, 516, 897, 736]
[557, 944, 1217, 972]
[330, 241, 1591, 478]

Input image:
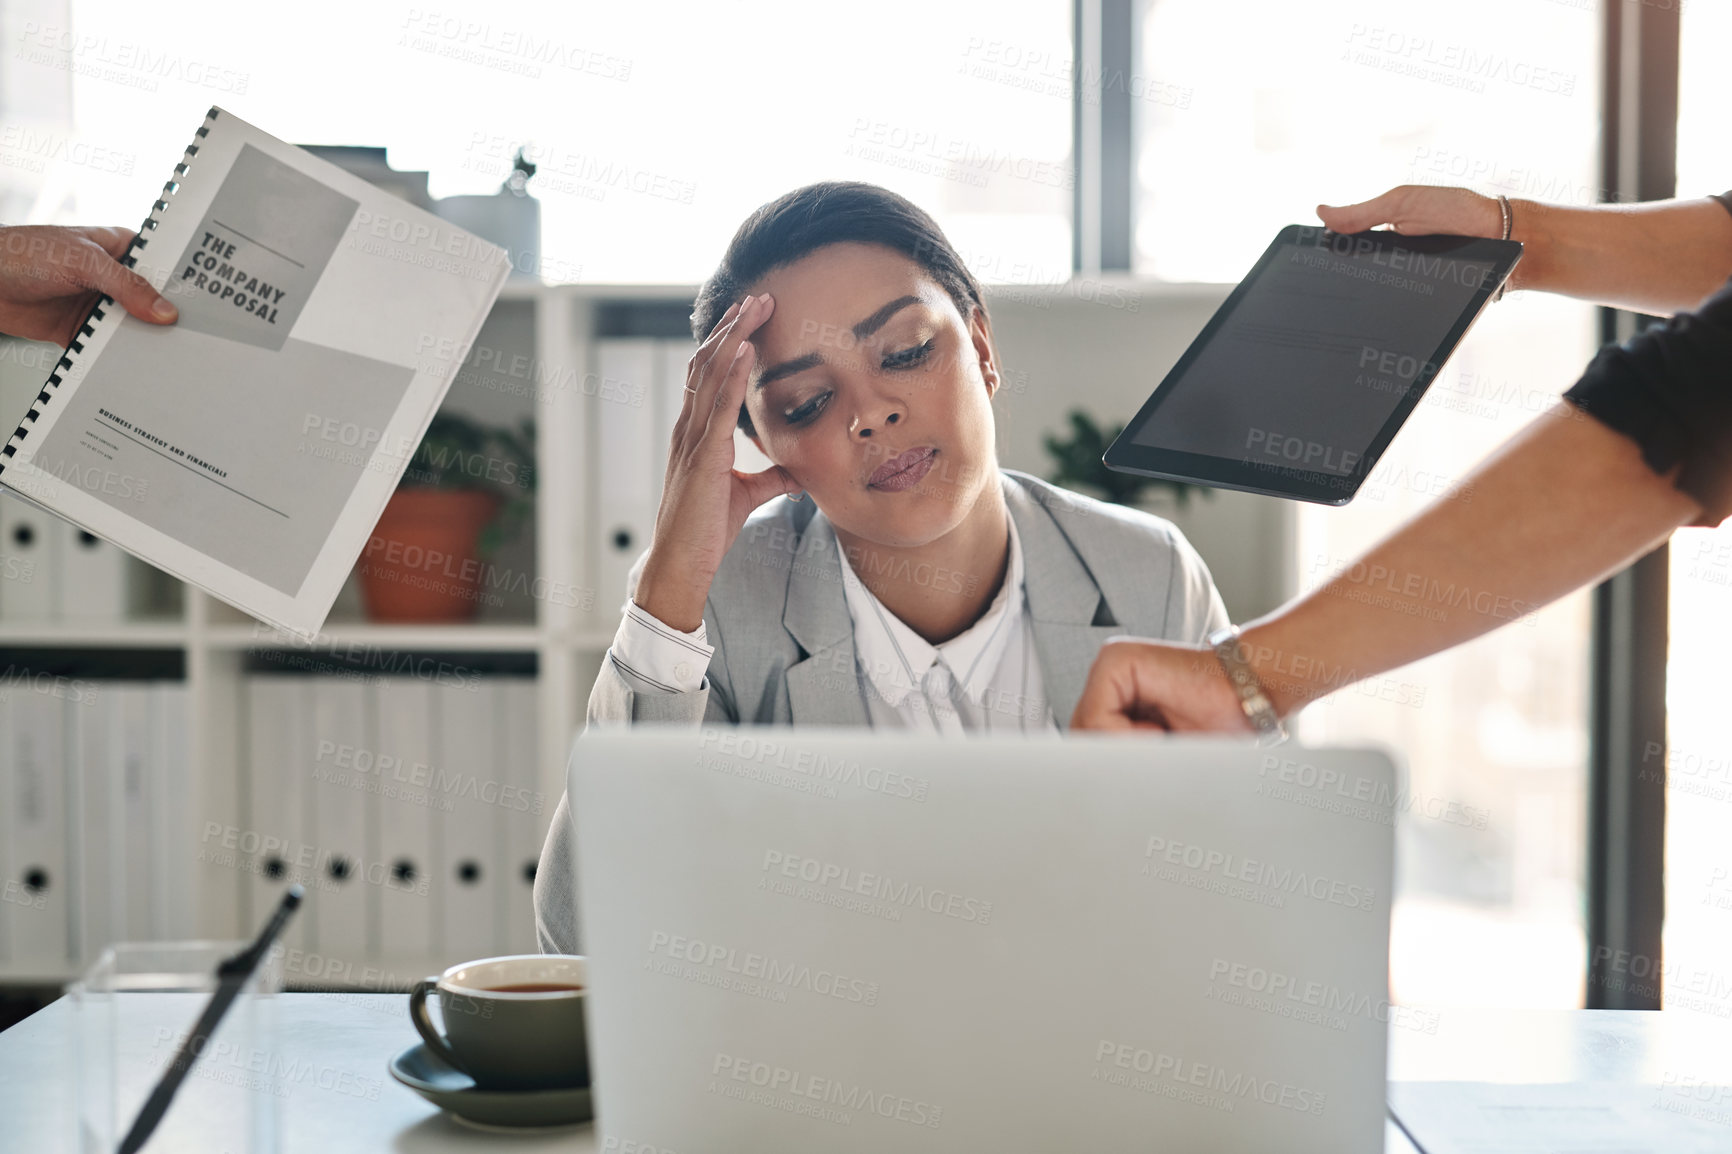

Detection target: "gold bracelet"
[1494, 194, 1513, 302]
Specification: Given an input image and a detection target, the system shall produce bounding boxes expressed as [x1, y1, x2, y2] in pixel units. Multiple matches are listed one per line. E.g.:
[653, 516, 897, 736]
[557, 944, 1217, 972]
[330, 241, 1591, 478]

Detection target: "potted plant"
[1043, 408, 1204, 511]
[357, 411, 535, 623]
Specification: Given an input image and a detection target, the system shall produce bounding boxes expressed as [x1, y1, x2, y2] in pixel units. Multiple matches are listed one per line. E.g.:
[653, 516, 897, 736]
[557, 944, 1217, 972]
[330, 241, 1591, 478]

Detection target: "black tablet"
[1103, 225, 1522, 504]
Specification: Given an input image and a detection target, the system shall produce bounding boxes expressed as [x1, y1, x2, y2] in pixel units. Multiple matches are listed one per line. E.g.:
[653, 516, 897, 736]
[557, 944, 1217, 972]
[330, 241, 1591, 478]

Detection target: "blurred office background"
[0, 0, 1722, 1021]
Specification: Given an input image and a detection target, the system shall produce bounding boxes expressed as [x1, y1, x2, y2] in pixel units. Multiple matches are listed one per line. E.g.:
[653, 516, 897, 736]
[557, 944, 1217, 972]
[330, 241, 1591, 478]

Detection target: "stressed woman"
[534, 182, 1228, 951]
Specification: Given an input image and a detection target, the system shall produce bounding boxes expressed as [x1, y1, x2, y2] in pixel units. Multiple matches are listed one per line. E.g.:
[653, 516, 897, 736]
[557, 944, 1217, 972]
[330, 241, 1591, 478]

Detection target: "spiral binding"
[0, 106, 222, 479]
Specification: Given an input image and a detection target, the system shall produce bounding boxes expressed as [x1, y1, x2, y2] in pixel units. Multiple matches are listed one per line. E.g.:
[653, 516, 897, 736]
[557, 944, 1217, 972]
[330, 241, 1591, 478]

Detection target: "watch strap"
[1207, 625, 1288, 745]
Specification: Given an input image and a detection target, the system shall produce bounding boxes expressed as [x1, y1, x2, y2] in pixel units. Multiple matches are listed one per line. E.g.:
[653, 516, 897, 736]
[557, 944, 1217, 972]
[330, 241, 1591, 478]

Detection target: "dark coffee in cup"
[483, 982, 583, 994]
[409, 954, 589, 1090]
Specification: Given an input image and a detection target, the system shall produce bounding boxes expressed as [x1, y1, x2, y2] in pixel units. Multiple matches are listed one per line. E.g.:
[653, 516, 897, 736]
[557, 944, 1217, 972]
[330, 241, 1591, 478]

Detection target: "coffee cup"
[408, 954, 589, 1090]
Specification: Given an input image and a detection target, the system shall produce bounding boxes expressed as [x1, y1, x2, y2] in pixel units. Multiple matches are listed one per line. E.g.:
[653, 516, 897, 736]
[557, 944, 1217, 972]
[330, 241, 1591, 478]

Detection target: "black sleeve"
[1563, 276, 1732, 526]
[1715, 190, 1732, 217]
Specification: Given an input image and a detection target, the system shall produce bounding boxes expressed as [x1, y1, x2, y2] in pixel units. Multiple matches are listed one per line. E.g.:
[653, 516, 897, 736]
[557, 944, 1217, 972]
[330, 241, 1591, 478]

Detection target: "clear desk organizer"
[69, 941, 283, 1154]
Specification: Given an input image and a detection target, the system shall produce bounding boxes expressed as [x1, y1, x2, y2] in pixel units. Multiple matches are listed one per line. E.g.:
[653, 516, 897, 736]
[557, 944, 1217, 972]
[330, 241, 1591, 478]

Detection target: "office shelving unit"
[0, 279, 697, 987]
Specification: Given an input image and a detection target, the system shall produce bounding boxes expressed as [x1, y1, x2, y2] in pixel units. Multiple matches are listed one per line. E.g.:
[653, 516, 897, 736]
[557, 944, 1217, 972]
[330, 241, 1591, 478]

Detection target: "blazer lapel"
[1005, 479, 1123, 730]
[778, 508, 872, 727]
[774, 478, 1119, 730]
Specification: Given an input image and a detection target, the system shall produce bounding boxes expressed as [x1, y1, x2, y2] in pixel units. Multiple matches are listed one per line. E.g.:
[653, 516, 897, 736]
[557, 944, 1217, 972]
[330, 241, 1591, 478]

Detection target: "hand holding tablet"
[1105, 226, 1521, 504]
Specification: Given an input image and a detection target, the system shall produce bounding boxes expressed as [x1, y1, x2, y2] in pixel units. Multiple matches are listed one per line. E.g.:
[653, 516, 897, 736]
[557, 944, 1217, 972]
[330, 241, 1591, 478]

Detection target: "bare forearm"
[1512, 197, 1732, 315]
[1239, 404, 1700, 715]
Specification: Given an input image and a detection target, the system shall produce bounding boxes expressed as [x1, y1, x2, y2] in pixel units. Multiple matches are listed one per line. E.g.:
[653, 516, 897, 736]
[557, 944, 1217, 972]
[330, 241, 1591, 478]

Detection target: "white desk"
[4, 995, 1726, 1151]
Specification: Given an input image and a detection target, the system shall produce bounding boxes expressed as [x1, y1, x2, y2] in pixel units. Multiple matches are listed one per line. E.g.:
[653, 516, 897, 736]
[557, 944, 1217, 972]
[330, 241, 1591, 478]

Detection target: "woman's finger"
[700, 337, 756, 448]
[1317, 185, 1499, 239]
[1315, 187, 1413, 234]
[74, 236, 177, 323]
[83, 226, 137, 262]
[733, 463, 800, 508]
[687, 293, 770, 452]
[679, 297, 751, 421]
[1068, 645, 1157, 731]
[672, 298, 746, 446]
[688, 298, 745, 380]
[703, 297, 744, 341]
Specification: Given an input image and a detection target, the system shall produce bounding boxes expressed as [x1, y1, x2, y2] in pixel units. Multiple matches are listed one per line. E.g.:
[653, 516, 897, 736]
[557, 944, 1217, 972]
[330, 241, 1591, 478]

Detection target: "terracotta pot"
[358, 488, 503, 623]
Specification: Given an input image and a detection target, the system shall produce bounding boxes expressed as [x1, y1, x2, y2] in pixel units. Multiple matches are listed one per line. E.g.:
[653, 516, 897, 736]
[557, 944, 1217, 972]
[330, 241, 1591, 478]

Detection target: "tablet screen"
[1105, 226, 1521, 504]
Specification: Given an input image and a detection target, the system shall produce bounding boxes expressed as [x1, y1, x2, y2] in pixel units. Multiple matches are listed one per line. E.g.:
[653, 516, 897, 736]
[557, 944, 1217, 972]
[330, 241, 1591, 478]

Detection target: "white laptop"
[569, 728, 1398, 1153]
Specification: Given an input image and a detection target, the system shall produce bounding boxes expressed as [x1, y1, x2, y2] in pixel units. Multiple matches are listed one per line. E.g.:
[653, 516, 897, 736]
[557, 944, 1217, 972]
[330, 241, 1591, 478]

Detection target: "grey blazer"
[533, 469, 1229, 952]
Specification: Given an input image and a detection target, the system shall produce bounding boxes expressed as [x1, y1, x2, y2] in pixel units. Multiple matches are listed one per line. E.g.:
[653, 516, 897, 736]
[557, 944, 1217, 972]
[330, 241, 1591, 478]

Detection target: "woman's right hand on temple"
[633, 292, 799, 632]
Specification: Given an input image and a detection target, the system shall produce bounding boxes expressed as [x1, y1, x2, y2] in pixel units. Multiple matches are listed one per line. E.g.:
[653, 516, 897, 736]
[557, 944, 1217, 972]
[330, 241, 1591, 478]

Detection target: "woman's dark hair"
[691, 182, 988, 434]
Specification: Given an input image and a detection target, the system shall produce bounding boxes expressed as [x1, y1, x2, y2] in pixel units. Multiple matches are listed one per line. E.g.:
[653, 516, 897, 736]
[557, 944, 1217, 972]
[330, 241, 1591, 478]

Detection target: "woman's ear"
[968, 306, 1001, 398]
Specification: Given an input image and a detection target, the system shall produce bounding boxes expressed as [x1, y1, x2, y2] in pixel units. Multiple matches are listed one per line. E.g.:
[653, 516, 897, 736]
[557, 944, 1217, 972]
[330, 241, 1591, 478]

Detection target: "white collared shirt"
[606, 513, 1057, 733]
[835, 513, 1055, 734]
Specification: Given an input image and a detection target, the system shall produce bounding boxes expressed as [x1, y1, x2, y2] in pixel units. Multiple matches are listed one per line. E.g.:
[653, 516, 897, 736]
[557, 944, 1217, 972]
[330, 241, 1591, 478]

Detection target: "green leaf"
[400, 410, 538, 555]
[1043, 407, 1203, 509]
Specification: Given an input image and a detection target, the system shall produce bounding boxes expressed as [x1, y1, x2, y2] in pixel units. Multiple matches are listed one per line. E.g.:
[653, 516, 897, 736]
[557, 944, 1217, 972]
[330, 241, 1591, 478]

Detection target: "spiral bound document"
[0, 107, 510, 637]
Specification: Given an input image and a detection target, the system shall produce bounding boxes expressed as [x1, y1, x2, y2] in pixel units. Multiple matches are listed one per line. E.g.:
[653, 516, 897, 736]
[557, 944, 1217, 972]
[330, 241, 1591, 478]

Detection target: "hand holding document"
[0, 107, 510, 637]
[0, 225, 180, 346]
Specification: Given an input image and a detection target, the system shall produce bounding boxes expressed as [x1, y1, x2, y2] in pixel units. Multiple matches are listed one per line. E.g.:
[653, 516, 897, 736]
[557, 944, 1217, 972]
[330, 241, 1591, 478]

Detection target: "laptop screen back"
[570, 729, 1396, 1153]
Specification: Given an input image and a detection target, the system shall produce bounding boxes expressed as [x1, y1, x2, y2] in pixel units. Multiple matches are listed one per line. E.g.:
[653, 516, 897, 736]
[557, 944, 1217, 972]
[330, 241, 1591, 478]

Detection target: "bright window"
[1136, 0, 1602, 1008]
[10, 0, 1072, 285]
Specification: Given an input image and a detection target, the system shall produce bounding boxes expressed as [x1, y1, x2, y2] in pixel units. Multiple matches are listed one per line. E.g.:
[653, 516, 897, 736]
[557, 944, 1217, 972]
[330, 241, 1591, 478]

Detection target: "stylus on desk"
[118, 884, 304, 1154]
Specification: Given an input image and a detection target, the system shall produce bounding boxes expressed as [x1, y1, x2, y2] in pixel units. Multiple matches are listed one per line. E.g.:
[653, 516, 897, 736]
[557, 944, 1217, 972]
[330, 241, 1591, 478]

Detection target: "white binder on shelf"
[307, 677, 373, 961]
[57, 523, 129, 621]
[244, 677, 310, 954]
[115, 685, 157, 941]
[0, 490, 58, 620]
[3, 689, 72, 966]
[434, 680, 500, 963]
[653, 339, 692, 471]
[70, 688, 121, 964]
[153, 682, 192, 939]
[593, 339, 660, 625]
[373, 677, 435, 962]
[497, 678, 542, 954]
[0, 373, 55, 620]
[0, 697, 7, 963]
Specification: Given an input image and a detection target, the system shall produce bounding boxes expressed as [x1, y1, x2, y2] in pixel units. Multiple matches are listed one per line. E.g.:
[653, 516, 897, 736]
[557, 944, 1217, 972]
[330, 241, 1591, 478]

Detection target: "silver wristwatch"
[1207, 625, 1288, 745]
